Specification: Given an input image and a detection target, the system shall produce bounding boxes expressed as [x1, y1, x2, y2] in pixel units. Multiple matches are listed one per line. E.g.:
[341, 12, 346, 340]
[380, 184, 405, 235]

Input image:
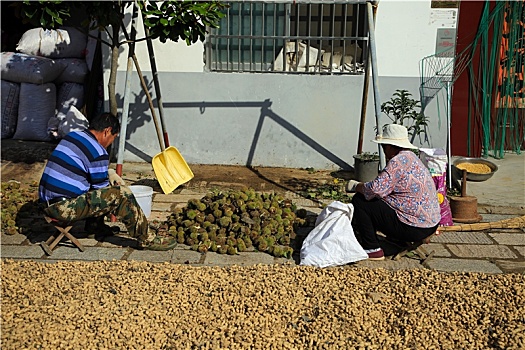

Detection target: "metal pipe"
[366, 1, 385, 169]
[357, 1, 376, 154]
[116, 2, 138, 177]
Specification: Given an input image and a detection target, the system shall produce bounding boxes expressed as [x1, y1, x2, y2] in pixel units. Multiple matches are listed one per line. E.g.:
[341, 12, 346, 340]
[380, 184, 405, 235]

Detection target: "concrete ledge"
[43, 246, 127, 261]
[128, 250, 174, 263]
[171, 249, 202, 265]
[1, 233, 28, 245]
[1, 245, 45, 259]
[203, 251, 275, 266]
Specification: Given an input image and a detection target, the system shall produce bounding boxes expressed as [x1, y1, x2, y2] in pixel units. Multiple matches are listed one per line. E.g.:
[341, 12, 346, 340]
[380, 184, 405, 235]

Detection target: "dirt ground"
[0, 139, 351, 193]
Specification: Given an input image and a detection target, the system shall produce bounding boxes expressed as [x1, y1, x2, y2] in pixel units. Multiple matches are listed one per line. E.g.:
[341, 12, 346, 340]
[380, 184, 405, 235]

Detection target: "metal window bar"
[207, 0, 369, 75]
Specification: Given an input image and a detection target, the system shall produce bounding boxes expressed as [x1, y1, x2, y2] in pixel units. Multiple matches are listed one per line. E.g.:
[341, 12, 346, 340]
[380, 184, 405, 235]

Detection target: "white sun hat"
[371, 124, 417, 149]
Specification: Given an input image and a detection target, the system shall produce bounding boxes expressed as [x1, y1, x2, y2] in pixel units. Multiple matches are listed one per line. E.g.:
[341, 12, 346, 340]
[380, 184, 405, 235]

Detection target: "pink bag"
[419, 148, 453, 226]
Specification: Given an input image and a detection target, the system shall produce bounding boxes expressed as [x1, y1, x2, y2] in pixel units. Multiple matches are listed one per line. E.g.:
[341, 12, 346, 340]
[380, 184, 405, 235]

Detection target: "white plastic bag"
[300, 201, 368, 268]
[16, 27, 87, 58]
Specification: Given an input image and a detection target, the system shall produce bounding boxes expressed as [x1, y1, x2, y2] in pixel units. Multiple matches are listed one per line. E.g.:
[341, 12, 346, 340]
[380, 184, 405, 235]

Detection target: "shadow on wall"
[119, 92, 352, 170]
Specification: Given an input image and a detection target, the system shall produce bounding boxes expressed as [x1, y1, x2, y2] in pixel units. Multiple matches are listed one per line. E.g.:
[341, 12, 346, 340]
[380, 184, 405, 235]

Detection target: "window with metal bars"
[205, 1, 369, 74]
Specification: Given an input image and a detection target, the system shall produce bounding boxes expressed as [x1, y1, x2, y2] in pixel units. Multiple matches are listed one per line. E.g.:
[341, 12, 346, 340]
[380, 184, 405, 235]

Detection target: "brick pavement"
[1, 153, 524, 274]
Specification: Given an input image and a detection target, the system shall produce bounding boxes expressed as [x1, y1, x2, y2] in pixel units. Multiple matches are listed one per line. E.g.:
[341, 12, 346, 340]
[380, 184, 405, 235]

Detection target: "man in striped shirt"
[39, 112, 177, 251]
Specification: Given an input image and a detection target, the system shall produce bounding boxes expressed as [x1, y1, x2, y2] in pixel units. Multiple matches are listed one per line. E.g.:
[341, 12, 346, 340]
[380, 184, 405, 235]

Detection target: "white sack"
[16, 27, 87, 59]
[273, 41, 324, 72]
[300, 201, 368, 268]
[54, 58, 88, 84]
[419, 147, 448, 175]
[1, 52, 65, 84]
[1, 80, 20, 139]
[13, 83, 56, 141]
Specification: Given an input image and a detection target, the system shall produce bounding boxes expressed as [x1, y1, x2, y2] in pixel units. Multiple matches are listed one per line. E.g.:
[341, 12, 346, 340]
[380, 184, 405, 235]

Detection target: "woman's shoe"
[365, 248, 385, 261]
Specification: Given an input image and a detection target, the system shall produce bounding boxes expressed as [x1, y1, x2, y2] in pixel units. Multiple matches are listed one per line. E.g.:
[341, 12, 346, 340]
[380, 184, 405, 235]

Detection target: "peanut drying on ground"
[2, 260, 524, 349]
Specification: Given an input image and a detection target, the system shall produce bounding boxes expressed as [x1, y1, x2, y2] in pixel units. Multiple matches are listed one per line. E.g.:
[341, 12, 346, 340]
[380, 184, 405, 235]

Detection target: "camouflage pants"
[44, 186, 155, 243]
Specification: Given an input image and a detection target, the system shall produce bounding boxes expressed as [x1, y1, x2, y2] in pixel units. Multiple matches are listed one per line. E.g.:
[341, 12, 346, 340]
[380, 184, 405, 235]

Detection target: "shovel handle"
[131, 54, 165, 152]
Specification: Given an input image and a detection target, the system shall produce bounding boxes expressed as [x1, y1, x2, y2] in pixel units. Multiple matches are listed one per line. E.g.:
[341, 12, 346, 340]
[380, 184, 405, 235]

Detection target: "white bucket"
[129, 185, 153, 217]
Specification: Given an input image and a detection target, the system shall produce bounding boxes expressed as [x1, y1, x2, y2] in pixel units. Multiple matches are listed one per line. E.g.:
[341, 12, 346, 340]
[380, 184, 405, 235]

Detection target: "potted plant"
[353, 90, 428, 182]
[353, 151, 380, 182]
[380, 89, 429, 145]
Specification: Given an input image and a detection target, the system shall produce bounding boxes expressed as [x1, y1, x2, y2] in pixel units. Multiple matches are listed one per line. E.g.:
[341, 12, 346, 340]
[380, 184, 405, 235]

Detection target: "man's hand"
[346, 180, 360, 192]
[108, 169, 126, 186]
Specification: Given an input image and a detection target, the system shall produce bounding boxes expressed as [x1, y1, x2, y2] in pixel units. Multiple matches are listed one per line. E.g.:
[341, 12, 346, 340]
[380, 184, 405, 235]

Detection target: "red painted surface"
[451, 1, 487, 157]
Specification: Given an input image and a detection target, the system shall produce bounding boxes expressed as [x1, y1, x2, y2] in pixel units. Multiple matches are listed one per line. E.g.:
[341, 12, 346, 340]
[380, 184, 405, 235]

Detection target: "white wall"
[375, 0, 457, 77]
[117, 9, 205, 73]
[102, 1, 457, 169]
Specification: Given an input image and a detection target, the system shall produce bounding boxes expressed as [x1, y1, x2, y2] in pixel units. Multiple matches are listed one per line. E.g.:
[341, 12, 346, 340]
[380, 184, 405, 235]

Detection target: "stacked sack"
[1, 27, 89, 141]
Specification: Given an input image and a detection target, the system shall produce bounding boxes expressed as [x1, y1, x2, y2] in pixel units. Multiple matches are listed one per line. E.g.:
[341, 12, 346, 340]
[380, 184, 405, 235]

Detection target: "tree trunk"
[108, 25, 120, 116]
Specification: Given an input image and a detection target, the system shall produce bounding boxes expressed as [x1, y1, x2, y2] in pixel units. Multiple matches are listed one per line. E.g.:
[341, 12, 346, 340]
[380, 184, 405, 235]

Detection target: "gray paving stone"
[478, 205, 525, 216]
[128, 250, 173, 263]
[149, 211, 170, 222]
[171, 249, 202, 264]
[154, 193, 178, 202]
[423, 243, 451, 257]
[77, 237, 100, 247]
[1, 233, 27, 245]
[495, 260, 525, 273]
[488, 233, 525, 245]
[431, 231, 493, 244]
[293, 198, 323, 208]
[514, 246, 525, 257]
[203, 251, 275, 266]
[1, 245, 45, 259]
[355, 258, 426, 270]
[479, 214, 517, 222]
[274, 257, 297, 265]
[426, 258, 503, 274]
[47, 246, 126, 261]
[152, 202, 173, 212]
[179, 189, 209, 196]
[158, 194, 203, 204]
[447, 244, 517, 259]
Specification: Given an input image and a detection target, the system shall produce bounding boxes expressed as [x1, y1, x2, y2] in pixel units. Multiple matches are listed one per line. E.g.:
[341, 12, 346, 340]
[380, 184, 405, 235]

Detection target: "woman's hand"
[346, 180, 360, 192]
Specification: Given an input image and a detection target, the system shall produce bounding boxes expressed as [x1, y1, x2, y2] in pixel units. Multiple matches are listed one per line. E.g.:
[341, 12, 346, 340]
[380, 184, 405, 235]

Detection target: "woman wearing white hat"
[346, 124, 441, 260]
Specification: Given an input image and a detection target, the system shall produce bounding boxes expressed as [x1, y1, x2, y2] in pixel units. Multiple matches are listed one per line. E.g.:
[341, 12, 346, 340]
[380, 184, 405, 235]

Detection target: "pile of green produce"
[299, 178, 353, 203]
[1, 181, 39, 235]
[164, 188, 307, 258]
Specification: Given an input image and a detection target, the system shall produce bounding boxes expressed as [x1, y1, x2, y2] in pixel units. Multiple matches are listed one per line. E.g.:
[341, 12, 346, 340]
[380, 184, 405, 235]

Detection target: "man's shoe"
[365, 248, 385, 261]
[85, 220, 119, 241]
[94, 225, 120, 241]
[141, 236, 178, 251]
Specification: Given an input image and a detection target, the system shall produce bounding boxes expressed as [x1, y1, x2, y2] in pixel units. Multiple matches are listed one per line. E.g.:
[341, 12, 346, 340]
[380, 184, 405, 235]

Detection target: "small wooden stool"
[41, 216, 85, 255]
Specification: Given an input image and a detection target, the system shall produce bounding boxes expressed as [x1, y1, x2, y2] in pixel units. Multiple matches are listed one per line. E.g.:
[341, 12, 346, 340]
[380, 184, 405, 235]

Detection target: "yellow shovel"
[152, 145, 194, 194]
[148, 92, 194, 193]
[131, 54, 194, 194]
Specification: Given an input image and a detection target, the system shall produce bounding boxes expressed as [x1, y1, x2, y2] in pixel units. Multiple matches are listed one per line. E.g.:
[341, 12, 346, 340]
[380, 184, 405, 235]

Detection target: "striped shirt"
[39, 130, 110, 202]
[362, 150, 441, 228]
